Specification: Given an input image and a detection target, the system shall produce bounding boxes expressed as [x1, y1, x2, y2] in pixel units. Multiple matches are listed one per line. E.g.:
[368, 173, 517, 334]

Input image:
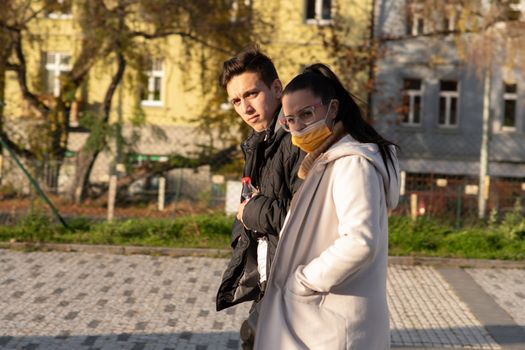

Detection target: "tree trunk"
[67, 51, 126, 204]
[69, 147, 101, 203]
[45, 101, 70, 192]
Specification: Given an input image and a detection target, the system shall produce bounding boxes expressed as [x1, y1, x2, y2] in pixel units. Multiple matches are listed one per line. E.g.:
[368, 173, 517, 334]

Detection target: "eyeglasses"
[280, 102, 324, 132]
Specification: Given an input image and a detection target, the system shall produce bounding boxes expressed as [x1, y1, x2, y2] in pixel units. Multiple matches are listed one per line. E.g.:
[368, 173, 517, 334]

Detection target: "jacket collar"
[241, 105, 282, 152]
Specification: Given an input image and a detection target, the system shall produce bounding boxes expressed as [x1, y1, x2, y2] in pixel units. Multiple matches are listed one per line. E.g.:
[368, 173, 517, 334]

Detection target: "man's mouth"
[247, 115, 259, 123]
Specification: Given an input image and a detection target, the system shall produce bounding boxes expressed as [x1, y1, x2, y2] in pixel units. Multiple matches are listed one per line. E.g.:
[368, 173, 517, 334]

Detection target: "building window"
[44, 52, 72, 97]
[438, 80, 459, 127]
[46, 0, 72, 19]
[503, 83, 517, 129]
[140, 59, 164, 106]
[443, 14, 455, 32]
[406, 4, 426, 36]
[407, 14, 425, 35]
[416, 17, 425, 34]
[230, 0, 252, 22]
[305, 0, 332, 23]
[402, 79, 422, 125]
[442, 4, 458, 33]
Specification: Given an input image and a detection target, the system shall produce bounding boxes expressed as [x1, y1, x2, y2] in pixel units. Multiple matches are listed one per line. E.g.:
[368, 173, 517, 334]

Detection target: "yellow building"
[1, 0, 372, 195]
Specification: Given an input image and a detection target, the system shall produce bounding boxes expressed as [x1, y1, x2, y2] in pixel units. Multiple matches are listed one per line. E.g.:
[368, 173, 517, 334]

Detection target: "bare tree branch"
[101, 50, 126, 123]
[10, 32, 49, 116]
[131, 30, 234, 55]
[0, 132, 35, 159]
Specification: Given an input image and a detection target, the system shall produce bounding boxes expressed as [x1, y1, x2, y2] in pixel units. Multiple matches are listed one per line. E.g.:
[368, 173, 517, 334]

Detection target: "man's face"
[226, 71, 282, 132]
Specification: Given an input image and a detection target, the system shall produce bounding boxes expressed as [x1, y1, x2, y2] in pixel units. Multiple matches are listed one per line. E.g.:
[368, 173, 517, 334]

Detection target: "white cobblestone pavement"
[466, 269, 525, 332]
[0, 249, 523, 350]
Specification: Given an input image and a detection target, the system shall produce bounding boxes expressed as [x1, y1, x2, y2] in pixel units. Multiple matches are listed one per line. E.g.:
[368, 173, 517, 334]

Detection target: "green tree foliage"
[318, 0, 375, 106]
[0, 0, 259, 202]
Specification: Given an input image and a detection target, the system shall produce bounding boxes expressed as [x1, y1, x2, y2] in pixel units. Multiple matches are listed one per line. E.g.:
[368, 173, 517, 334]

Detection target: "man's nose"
[242, 99, 254, 114]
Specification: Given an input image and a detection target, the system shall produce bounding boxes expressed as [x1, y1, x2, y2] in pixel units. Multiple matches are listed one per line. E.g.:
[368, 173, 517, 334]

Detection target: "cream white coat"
[254, 135, 400, 350]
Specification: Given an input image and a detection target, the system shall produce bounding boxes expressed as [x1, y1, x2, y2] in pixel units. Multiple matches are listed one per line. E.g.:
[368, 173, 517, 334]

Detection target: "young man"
[215, 47, 304, 349]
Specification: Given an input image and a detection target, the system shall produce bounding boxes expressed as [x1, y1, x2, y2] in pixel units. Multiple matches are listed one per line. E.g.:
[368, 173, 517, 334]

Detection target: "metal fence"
[0, 120, 240, 223]
[394, 172, 525, 226]
[0, 120, 524, 226]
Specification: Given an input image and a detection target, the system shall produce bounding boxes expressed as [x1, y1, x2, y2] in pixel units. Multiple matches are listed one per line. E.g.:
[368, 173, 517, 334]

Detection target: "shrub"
[498, 200, 525, 240]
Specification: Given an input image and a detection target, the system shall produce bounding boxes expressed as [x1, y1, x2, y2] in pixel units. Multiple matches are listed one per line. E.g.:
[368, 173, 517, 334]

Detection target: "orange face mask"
[290, 102, 333, 153]
[291, 120, 332, 153]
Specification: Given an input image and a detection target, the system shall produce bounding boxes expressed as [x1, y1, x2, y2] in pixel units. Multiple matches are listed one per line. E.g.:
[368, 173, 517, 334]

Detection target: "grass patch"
[0, 211, 232, 249]
[389, 214, 525, 260]
[1, 208, 524, 260]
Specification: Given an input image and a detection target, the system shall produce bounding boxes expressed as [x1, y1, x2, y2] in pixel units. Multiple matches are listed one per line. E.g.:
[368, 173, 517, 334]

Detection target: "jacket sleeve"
[296, 156, 384, 292]
[241, 144, 304, 236]
[241, 194, 288, 235]
[230, 218, 245, 248]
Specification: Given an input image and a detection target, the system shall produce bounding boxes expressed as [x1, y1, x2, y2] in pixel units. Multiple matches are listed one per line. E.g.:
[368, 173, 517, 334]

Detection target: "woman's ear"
[328, 99, 339, 121]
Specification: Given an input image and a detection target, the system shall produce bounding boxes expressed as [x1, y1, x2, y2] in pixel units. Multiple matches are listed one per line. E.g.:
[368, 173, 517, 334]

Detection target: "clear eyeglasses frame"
[279, 101, 324, 132]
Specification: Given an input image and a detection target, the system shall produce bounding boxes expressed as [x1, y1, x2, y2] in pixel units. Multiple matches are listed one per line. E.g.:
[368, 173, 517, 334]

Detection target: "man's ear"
[272, 79, 283, 99]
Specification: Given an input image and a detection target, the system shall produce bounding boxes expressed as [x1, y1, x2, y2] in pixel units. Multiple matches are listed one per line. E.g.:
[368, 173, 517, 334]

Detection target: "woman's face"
[282, 89, 338, 132]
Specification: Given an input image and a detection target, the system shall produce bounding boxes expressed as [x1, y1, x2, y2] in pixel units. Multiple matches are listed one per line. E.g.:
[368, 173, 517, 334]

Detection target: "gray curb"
[1, 241, 524, 268]
[392, 348, 459, 350]
[0, 242, 231, 258]
[388, 256, 525, 269]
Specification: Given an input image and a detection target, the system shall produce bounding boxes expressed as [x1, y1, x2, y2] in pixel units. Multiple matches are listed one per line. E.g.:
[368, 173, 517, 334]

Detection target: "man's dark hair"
[220, 46, 279, 89]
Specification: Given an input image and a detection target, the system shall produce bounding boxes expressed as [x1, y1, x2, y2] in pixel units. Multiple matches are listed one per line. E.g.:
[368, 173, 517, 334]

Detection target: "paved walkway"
[0, 249, 524, 350]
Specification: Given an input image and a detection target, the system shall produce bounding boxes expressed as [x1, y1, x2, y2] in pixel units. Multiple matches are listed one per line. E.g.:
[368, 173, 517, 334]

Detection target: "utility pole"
[478, 71, 491, 219]
[366, 0, 377, 122]
[107, 82, 124, 222]
[0, 61, 5, 185]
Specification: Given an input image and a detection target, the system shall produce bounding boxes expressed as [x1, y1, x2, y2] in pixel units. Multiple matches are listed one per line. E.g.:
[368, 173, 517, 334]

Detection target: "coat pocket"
[283, 278, 347, 349]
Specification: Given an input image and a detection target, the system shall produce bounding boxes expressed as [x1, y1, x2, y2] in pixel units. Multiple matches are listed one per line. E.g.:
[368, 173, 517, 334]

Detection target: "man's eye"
[285, 117, 296, 124]
[231, 100, 240, 106]
[248, 91, 258, 98]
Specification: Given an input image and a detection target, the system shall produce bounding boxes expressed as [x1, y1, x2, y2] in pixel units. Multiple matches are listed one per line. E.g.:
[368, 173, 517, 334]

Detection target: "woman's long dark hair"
[283, 63, 399, 179]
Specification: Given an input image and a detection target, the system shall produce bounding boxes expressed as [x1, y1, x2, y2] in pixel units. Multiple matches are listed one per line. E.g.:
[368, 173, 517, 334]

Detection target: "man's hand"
[237, 189, 259, 228]
[236, 200, 247, 224]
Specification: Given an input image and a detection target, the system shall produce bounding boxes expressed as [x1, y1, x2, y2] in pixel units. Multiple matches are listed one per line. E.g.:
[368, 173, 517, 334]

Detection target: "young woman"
[254, 64, 400, 350]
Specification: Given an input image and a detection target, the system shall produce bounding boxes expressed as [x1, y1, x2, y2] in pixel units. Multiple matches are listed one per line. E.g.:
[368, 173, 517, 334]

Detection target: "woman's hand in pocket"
[288, 265, 316, 297]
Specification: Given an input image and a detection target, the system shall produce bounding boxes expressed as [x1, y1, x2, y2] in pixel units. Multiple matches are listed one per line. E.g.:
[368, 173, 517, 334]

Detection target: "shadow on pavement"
[1, 325, 524, 349]
[0, 332, 240, 350]
[392, 325, 525, 348]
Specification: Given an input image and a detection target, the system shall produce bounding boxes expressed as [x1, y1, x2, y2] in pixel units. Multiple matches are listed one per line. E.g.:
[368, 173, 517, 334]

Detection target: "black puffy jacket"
[216, 111, 304, 311]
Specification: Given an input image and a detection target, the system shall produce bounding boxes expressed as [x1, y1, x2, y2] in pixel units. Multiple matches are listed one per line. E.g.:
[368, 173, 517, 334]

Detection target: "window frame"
[401, 79, 423, 126]
[304, 0, 332, 25]
[46, 0, 73, 19]
[442, 4, 459, 33]
[438, 80, 460, 128]
[443, 14, 455, 32]
[140, 59, 164, 107]
[502, 83, 518, 131]
[406, 4, 426, 36]
[229, 0, 252, 23]
[44, 52, 72, 97]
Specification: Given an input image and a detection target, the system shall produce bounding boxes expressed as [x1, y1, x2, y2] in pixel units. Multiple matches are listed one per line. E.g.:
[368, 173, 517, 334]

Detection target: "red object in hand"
[241, 176, 257, 202]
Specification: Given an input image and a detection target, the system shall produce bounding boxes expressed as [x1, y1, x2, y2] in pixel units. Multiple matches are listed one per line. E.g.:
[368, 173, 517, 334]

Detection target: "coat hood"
[317, 135, 400, 209]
